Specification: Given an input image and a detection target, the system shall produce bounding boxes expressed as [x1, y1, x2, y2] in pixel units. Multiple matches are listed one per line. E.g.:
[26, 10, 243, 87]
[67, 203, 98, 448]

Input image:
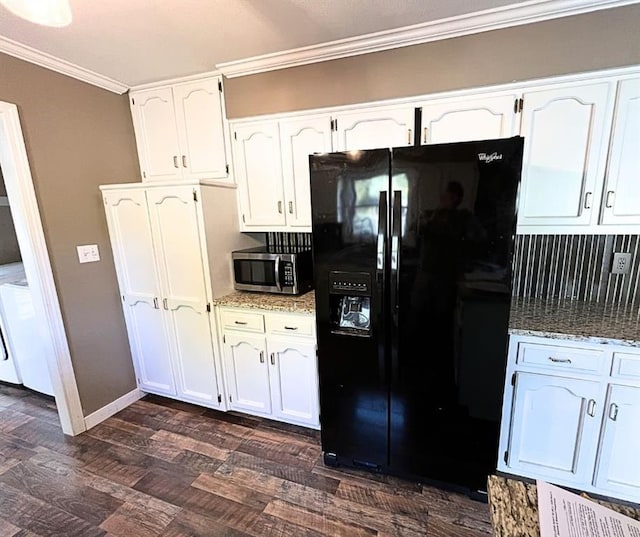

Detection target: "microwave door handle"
[376, 191, 387, 283]
[274, 256, 282, 292]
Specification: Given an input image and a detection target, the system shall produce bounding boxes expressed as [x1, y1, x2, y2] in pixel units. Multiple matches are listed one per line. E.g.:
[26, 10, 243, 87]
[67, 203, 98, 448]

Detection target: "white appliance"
[0, 279, 54, 396]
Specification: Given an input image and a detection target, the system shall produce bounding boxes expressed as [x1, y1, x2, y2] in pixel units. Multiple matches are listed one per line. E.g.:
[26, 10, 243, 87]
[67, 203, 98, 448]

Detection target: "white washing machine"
[0, 279, 54, 396]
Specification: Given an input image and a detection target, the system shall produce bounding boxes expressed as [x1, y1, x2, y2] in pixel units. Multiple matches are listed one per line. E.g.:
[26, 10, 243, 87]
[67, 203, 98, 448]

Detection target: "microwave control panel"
[282, 261, 295, 286]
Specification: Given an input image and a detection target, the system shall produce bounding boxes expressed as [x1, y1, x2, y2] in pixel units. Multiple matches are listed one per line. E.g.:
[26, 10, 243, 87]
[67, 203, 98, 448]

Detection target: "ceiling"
[0, 0, 634, 90]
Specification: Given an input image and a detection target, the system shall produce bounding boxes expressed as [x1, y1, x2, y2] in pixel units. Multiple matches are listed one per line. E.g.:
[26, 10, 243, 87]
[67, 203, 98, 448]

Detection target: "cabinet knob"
[182, 155, 188, 168]
[423, 127, 428, 144]
[609, 403, 619, 421]
[584, 192, 593, 209]
[587, 399, 597, 417]
[407, 129, 412, 145]
[277, 201, 283, 214]
[288, 201, 293, 214]
[270, 352, 275, 365]
[259, 351, 265, 363]
[173, 156, 179, 169]
[153, 297, 159, 309]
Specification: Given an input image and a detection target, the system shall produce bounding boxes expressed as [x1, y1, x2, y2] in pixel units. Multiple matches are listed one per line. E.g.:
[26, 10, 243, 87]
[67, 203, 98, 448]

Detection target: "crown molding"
[217, 0, 639, 78]
[129, 70, 223, 92]
[0, 35, 128, 94]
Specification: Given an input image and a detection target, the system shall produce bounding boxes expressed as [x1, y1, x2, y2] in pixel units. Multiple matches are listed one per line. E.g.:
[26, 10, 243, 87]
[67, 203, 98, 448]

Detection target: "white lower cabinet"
[499, 336, 640, 503]
[219, 307, 319, 429]
[507, 373, 602, 484]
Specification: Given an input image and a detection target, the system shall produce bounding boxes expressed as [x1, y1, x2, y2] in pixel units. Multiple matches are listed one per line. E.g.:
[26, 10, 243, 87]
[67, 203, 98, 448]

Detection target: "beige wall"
[225, 5, 640, 118]
[0, 53, 140, 415]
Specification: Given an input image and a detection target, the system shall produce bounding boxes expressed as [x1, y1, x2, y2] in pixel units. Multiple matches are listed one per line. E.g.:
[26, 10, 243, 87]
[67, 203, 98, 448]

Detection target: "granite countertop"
[213, 289, 640, 345]
[509, 297, 640, 347]
[487, 475, 640, 536]
[213, 290, 316, 314]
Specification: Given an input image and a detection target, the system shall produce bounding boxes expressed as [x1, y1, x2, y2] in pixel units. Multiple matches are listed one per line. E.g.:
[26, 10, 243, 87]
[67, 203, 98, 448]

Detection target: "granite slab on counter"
[213, 290, 316, 314]
[487, 475, 640, 536]
[509, 297, 640, 347]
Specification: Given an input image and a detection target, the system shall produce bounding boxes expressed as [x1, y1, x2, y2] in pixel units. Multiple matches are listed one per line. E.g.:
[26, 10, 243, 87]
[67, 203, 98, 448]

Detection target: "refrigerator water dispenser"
[329, 271, 372, 337]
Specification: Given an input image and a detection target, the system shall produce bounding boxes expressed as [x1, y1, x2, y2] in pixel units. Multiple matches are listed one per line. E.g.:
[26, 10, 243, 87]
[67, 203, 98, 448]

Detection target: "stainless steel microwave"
[231, 246, 313, 295]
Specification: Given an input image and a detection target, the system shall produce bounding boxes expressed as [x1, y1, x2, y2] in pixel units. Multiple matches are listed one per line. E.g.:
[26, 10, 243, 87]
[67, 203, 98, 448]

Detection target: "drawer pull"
[259, 351, 264, 363]
[548, 357, 572, 364]
[270, 352, 275, 365]
[609, 403, 619, 421]
[587, 399, 597, 417]
[234, 321, 248, 325]
[284, 326, 298, 331]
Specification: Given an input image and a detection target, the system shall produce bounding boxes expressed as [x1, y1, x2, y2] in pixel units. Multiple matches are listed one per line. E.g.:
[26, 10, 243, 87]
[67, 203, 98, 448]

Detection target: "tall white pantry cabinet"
[100, 181, 255, 409]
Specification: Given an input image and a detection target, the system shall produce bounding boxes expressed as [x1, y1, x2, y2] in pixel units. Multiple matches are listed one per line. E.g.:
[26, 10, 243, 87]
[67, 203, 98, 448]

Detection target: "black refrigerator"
[309, 137, 524, 498]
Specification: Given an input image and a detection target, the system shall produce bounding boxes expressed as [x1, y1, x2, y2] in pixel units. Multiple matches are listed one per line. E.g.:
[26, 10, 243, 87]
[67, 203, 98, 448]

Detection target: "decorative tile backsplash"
[276, 232, 640, 307]
[512, 234, 640, 307]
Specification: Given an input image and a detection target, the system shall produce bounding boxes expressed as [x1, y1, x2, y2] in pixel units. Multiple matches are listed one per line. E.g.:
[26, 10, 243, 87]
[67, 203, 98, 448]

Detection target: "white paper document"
[538, 480, 640, 537]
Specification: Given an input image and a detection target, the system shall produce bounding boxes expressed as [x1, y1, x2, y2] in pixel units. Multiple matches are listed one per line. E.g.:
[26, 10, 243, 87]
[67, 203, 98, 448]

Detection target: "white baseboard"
[83, 388, 144, 430]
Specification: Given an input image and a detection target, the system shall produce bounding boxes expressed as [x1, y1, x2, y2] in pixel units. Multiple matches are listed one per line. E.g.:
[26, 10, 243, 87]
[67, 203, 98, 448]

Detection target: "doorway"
[0, 101, 84, 435]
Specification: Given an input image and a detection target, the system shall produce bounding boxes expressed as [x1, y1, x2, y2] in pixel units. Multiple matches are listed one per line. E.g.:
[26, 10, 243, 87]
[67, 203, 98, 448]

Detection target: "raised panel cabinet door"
[232, 122, 286, 227]
[145, 186, 220, 405]
[420, 94, 519, 144]
[334, 107, 415, 151]
[279, 115, 333, 229]
[600, 78, 640, 226]
[102, 190, 175, 395]
[130, 88, 182, 181]
[173, 79, 230, 182]
[506, 372, 602, 486]
[594, 384, 640, 500]
[267, 337, 319, 428]
[223, 333, 271, 415]
[518, 82, 612, 227]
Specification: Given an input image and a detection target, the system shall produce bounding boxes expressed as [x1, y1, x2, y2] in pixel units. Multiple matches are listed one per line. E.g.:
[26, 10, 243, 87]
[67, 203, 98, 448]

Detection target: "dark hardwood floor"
[0, 383, 494, 536]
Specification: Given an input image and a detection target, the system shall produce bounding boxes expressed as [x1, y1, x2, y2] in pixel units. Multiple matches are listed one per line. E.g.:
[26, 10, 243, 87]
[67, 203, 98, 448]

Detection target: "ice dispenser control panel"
[329, 271, 370, 295]
[329, 271, 371, 337]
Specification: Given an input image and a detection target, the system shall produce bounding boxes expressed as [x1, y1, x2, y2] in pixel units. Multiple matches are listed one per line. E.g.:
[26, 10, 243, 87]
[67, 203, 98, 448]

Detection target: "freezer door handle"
[0, 327, 8, 361]
[376, 191, 387, 278]
[391, 190, 402, 320]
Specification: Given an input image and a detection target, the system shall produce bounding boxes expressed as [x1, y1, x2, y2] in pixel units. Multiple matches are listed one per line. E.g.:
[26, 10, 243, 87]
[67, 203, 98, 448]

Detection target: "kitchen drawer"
[220, 309, 265, 333]
[611, 352, 640, 380]
[266, 313, 315, 338]
[516, 342, 606, 375]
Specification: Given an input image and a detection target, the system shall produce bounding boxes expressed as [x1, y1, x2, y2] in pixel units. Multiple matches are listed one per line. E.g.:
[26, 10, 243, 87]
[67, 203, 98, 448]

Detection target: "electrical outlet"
[611, 252, 632, 274]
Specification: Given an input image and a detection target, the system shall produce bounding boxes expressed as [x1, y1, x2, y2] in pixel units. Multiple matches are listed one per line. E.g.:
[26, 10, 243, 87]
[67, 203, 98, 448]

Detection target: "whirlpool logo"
[478, 152, 503, 163]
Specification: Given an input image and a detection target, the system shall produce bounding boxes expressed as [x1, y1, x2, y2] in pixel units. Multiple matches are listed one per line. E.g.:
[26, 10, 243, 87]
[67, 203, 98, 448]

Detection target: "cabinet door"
[267, 337, 319, 428]
[279, 115, 333, 229]
[334, 107, 415, 151]
[420, 94, 519, 144]
[600, 78, 640, 226]
[223, 333, 271, 415]
[102, 189, 175, 395]
[233, 122, 286, 227]
[593, 384, 640, 500]
[506, 372, 602, 485]
[173, 79, 230, 182]
[146, 186, 221, 407]
[518, 83, 612, 227]
[130, 88, 182, 181]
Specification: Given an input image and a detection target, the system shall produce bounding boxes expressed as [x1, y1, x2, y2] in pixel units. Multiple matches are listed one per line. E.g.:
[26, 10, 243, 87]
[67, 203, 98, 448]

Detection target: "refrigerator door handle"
[376, 191, 387, 281]
[391, 190, 402, 322]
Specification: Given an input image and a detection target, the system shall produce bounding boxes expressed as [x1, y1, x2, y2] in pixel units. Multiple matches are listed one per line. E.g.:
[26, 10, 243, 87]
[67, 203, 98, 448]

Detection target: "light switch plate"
[77, 244, 100, 264]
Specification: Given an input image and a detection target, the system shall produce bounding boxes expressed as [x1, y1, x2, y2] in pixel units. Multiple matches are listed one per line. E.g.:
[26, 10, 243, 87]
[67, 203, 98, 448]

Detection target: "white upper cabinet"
[130, 76, 232, 184]
[599, 77, 640, 226]
[419, 94, 519, 144]
[233, 121, 286, 228]
[334, 106, 415, 151]
[280, 115, 333, 228]
[517, 82, 612, 228]
[130, 88, 183, 182]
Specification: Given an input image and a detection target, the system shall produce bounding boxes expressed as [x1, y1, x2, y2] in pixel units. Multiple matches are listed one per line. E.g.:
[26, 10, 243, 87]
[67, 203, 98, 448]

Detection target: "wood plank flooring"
[0, 383, 494, 536]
